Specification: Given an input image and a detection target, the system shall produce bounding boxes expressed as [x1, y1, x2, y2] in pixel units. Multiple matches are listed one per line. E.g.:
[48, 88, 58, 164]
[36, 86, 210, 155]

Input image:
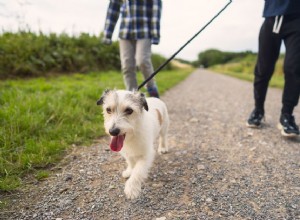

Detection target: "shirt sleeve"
[151, 0, 162, 45]
[102, 0, 122, 44]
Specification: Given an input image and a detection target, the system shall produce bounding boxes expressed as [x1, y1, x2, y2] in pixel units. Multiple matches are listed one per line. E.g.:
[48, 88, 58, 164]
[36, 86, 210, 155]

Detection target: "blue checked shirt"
[102, 0, 162, 45]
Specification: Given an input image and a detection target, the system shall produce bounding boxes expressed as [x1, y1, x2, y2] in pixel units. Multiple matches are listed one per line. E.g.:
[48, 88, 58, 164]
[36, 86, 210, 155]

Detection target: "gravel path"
[1, 69, 300, 220]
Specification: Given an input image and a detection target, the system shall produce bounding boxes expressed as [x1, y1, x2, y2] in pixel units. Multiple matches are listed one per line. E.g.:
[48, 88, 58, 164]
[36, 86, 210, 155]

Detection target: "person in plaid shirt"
[102, 0, 162, 98]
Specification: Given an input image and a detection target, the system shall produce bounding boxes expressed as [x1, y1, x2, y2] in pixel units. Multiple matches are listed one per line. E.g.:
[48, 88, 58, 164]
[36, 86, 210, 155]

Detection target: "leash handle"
[138, 0, 232, 90]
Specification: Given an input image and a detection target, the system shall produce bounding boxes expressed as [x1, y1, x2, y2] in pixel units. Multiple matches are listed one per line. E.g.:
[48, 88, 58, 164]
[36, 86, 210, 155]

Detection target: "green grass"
[35, 170, 50, 181]
[210, 55, 284, 89]
[0, 69, 193, 191]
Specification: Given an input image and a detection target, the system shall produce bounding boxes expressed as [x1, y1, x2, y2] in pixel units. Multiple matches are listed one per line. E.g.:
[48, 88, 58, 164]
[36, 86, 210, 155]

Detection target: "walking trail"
[1, 69, 300, 220]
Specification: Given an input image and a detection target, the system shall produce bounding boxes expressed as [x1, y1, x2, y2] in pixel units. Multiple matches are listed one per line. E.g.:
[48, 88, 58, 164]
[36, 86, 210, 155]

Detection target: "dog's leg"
[122, 157, 135, 179]
[124, 155, 153, 199]
[158, 125, 168, 154]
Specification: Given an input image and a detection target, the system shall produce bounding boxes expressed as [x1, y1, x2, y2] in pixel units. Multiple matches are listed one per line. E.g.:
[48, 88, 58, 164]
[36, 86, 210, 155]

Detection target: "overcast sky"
[0, 0, 270, 61]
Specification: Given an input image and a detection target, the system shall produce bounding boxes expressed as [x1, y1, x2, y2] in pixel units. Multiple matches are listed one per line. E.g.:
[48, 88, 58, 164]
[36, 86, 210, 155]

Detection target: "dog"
[97, 89, 169, 199]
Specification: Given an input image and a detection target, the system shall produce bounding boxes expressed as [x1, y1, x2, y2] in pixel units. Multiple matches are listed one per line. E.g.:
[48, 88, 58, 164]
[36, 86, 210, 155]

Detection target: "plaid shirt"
[102, 0, 162, 45]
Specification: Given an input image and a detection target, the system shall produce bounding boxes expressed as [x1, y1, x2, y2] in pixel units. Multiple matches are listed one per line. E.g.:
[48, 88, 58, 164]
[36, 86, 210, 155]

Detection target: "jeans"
[119, 39, 156, 91]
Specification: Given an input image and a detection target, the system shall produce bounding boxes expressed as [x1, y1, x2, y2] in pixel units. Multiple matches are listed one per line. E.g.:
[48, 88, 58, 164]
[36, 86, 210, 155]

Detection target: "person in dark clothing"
[247, 0, 300, 137]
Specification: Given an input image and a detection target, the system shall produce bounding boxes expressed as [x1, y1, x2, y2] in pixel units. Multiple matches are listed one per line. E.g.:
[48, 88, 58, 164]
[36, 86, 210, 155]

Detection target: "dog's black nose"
[109, 127, 120, 136]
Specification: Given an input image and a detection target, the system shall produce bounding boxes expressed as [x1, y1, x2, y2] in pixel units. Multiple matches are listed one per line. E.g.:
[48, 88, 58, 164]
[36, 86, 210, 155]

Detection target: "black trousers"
[254, 14, 300, 114]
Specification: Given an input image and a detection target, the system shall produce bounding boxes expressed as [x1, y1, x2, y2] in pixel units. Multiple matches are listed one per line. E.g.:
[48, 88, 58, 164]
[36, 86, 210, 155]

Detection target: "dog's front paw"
[158, 147, 168, 154]
[124, 180, 141, 199]
[122, 169, 132, 179]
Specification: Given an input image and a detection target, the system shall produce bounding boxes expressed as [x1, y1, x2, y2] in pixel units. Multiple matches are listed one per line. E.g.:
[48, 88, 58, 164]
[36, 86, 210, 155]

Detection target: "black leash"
[138, 0, 232, 90]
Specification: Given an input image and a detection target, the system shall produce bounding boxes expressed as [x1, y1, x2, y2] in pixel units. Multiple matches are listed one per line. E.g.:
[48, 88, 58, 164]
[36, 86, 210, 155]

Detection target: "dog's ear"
[140, 93, 148, 111]
[97, 89, 110, 105]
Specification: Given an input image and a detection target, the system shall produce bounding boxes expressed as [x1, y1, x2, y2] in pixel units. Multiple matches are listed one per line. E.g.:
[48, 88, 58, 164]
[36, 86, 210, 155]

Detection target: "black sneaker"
[247, 109, 264, 128]
[277, 113, 300, 137]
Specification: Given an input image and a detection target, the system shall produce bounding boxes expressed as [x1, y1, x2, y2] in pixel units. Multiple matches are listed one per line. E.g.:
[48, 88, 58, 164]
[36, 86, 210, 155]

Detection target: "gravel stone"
[1, 70, 300, 220]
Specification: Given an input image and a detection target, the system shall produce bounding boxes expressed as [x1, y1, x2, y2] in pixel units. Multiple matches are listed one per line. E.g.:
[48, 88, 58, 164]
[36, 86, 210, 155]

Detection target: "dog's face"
[97, 90, 148, 152]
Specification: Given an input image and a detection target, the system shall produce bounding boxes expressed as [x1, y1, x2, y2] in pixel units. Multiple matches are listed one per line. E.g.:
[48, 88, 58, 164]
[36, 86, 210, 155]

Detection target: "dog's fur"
[97, 89, 169, 199]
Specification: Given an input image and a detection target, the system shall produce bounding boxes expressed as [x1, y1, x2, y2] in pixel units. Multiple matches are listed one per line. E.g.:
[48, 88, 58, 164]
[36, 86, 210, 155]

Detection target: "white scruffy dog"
[97, 89, 169, 199]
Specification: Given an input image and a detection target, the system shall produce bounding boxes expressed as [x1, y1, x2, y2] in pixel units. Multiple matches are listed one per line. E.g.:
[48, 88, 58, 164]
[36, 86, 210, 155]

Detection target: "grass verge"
[210, 65, 284, 89]
[0, 69, 193, 191]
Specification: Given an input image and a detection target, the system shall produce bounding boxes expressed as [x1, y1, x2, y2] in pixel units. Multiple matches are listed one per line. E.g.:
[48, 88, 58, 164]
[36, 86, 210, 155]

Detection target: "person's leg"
[119, 39, 138, 91]
[254, 18, 282, 111]
[281, 16, 300, 115]
[277, 15, 300, 136]
[136, 39, 159, 97]
[247, 18, 282, 128]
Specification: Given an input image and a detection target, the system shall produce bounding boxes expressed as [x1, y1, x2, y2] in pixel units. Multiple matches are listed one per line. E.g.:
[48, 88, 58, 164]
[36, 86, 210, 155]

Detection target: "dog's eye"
[124, 108, 133, 115]
[106, 107, 112, 114]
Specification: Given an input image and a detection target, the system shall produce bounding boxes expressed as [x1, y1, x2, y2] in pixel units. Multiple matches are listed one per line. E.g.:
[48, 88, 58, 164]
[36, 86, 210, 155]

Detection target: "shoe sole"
[246, 122, 261, 128]
[277, 123, 299, 137]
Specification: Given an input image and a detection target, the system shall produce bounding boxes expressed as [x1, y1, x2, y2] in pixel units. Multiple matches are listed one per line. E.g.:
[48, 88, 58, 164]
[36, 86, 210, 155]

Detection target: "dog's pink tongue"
[110, 135, 125, 152]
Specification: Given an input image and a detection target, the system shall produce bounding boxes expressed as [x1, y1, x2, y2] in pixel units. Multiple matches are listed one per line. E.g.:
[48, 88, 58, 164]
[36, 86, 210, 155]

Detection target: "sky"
[0, 0, 269, 61]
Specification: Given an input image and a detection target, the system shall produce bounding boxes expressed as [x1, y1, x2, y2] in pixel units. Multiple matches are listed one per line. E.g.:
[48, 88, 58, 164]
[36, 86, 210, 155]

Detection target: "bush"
[151, 53, 172, 71]
[0, 31, 121, 78]
[196, 49, 254, 68]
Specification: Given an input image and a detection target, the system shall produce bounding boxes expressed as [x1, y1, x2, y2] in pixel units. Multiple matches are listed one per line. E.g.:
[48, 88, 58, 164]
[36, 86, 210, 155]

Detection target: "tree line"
[195, 49, 256, 68]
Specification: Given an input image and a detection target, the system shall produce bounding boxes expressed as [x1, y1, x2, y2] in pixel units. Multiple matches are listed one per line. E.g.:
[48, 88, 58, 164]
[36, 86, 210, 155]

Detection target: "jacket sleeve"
[102, 0, 122, 45]
[151, 0, 162, 45]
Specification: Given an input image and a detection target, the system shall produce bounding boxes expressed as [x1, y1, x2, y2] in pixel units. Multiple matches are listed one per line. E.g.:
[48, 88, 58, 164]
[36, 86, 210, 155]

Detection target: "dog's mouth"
[110, 134, 126, 152]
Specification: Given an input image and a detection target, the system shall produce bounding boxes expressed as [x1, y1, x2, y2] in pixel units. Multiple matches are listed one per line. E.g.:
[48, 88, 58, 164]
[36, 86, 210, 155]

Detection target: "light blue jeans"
[119, 39, 156, 91]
